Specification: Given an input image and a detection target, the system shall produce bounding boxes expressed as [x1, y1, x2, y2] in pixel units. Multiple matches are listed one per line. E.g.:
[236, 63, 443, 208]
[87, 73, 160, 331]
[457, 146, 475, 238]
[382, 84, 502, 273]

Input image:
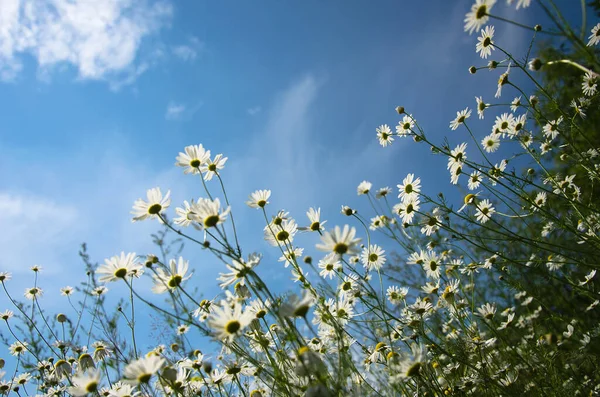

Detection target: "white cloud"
[165, 100, 203, 121]
[0, 0, 172, 84]
[0, 193, 80, 274]
[247, 106, 261, 116]
[165, 101, 186, 120]
[172, 36, 203, 62]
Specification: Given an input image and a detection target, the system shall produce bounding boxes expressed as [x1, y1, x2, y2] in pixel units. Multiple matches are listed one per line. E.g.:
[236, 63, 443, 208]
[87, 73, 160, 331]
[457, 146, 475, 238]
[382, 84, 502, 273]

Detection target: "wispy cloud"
[247, 106, 261, 116]
[165, 100, 203, 121]
[172, 36, 203, 62]
[0, 0, 172, 84]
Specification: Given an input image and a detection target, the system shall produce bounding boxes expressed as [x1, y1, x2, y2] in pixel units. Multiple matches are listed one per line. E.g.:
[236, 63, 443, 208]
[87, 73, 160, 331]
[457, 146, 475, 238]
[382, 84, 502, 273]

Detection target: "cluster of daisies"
[1, 0, 600, 396]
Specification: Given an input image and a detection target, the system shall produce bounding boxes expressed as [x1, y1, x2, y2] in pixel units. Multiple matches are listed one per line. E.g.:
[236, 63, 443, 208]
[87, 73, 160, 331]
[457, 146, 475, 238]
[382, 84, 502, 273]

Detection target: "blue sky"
[0, 0, 561, 347]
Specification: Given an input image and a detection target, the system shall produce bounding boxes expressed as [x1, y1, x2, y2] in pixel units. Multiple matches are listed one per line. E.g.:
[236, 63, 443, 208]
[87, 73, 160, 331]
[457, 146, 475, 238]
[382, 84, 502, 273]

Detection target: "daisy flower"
[390, 344, 427, 381]
[376, 186, 392, 198]
[396, 115, 414, 136]
[316, 225, 361, 257]
[448, 142, 467, 170]
[246, 190, 271, 208]
[510, 96, 522, 112]
[387, 286, 408, 305]
[376, 124, 394, 147]
[587, 22, 600, 46]
[69, 370, 102, 396]
[397, 173, 421, 202]
[493, 112, 514, 137]
[131, 187, 171, 223]
[582, 71, 598, 96]
[475, 199, 495, 223]
[464, 0, 496, 35]
[393, 196, 420, 224]
[24, 286, 43, 300]
[122, 356, 165, 385]
[280, 291, 316, 318]
[300, 207, 326, 232]
[531, 192, 547, 211]
[264, 218, 298, 247]
[481, 133, 500, 153]
[96, 252, 142, 283]
[360, 244, 386, 271]
[449, 107, 471, 130]
[61, 286, 74, 296]
[357, 180, 372, 195]
[191, 198, 230, 229]
[152, 257, 193, 294]
[420, 209, 442, 236]
[207, 300, 253, 342]
[543, 116, 563, 140]
[278, 247, 303, 267]
[175, 144, 211, 174]
[173, 199, 199, 227]
[512, 114, 526, 134]
[475, 25, 495, 58]
[9, 341, 28, 356]
[318, 253, 342, 279]
[495, 62, 510, 98]
[468, 171, 483, 190]
[476, 303, 496, 319]
[200, 153, 228, 181]
[326, 294, 355, 326]
[475, 96, 489, 119]
[508, 0, 531, 9]
[422, 251, 441, 279]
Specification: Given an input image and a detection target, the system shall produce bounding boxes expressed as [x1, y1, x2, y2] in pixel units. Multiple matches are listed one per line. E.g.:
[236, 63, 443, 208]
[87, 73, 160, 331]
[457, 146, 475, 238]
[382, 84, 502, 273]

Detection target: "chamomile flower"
[481, 133, 500, 153]
[318, 253, 342, 279]
[264, 219, 298, 247]
[475, 25, 495, 58]
[420, 209, 442, 236]
[587, 22, 600, 46]
[396, 115, 414, 136]
[475, 96, 489, 119]
[495, 62, 510, 98]
[298, 207, 325, 233]
[510, 96, 522, 112]
[376, 186, 392, 198]
[449, 108, 471, 130]
[468, 171, 483, 190]
[397, 173, 421, 202]
[68, 370, 102, 396]
[200, 153, 228, 181]
[280, 291, 316, 318]
[96, 252, 142, 283]
[174, 199, 198, 227]
[493, 113, 514, 137]
[61, 286, 74, 296]
[357, 180, 372, 195]
[131, 187, 171, 223]
[191, 198, 230, 229]
[246, 190, 271, 208]
[464, 0, 496, 35]
[476, 303, 496, 319]
[531, 192, 547, 211]
[278, 247, 303, 267]
[361, 244, 386, 271]
[316, 225, 361, 257]
[176, 144, 211, 174]
[387, 286, 409, 305]
[152, 257, 192, 294]
[448, 142, 468, 170]
[474, 199, 495, 223]
[207, 300, 253, 342]
[543, 116, 563, 140]
[122, 356, 165, 385]
[393, 196, 420, 224]
[376, 124, 394, 147]
[507, 0, 531, 9]
[24, 286, 43, 300]
[9, 341, 28, 356]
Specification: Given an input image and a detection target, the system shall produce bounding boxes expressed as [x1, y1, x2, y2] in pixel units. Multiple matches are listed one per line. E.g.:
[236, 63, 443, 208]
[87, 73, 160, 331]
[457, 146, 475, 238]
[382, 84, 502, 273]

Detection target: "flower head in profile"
[475, 96, 489, 119]
[246, 190, 271, 209]
[495, 63, 511, 98]
[176, 144, 211, 174]
[357, 180, 372, 195]
[123, 356, 165, 385]
[24, 286, 43, 300]
[299, 207, 326, 232]
[464, 0, 496, 35]
[207, 300, 253, 342]
[449, 108, 471, 130]
[587, 22, 600, 46]
[316, 225, 361, 257]
[152, 257, 192, 294]
[280, 291, 316, 318]
[131, 187, 171, 223]
[97, 252, 142, 283]
[475, 25, 495, 59]
[68, 369, 102, 396]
